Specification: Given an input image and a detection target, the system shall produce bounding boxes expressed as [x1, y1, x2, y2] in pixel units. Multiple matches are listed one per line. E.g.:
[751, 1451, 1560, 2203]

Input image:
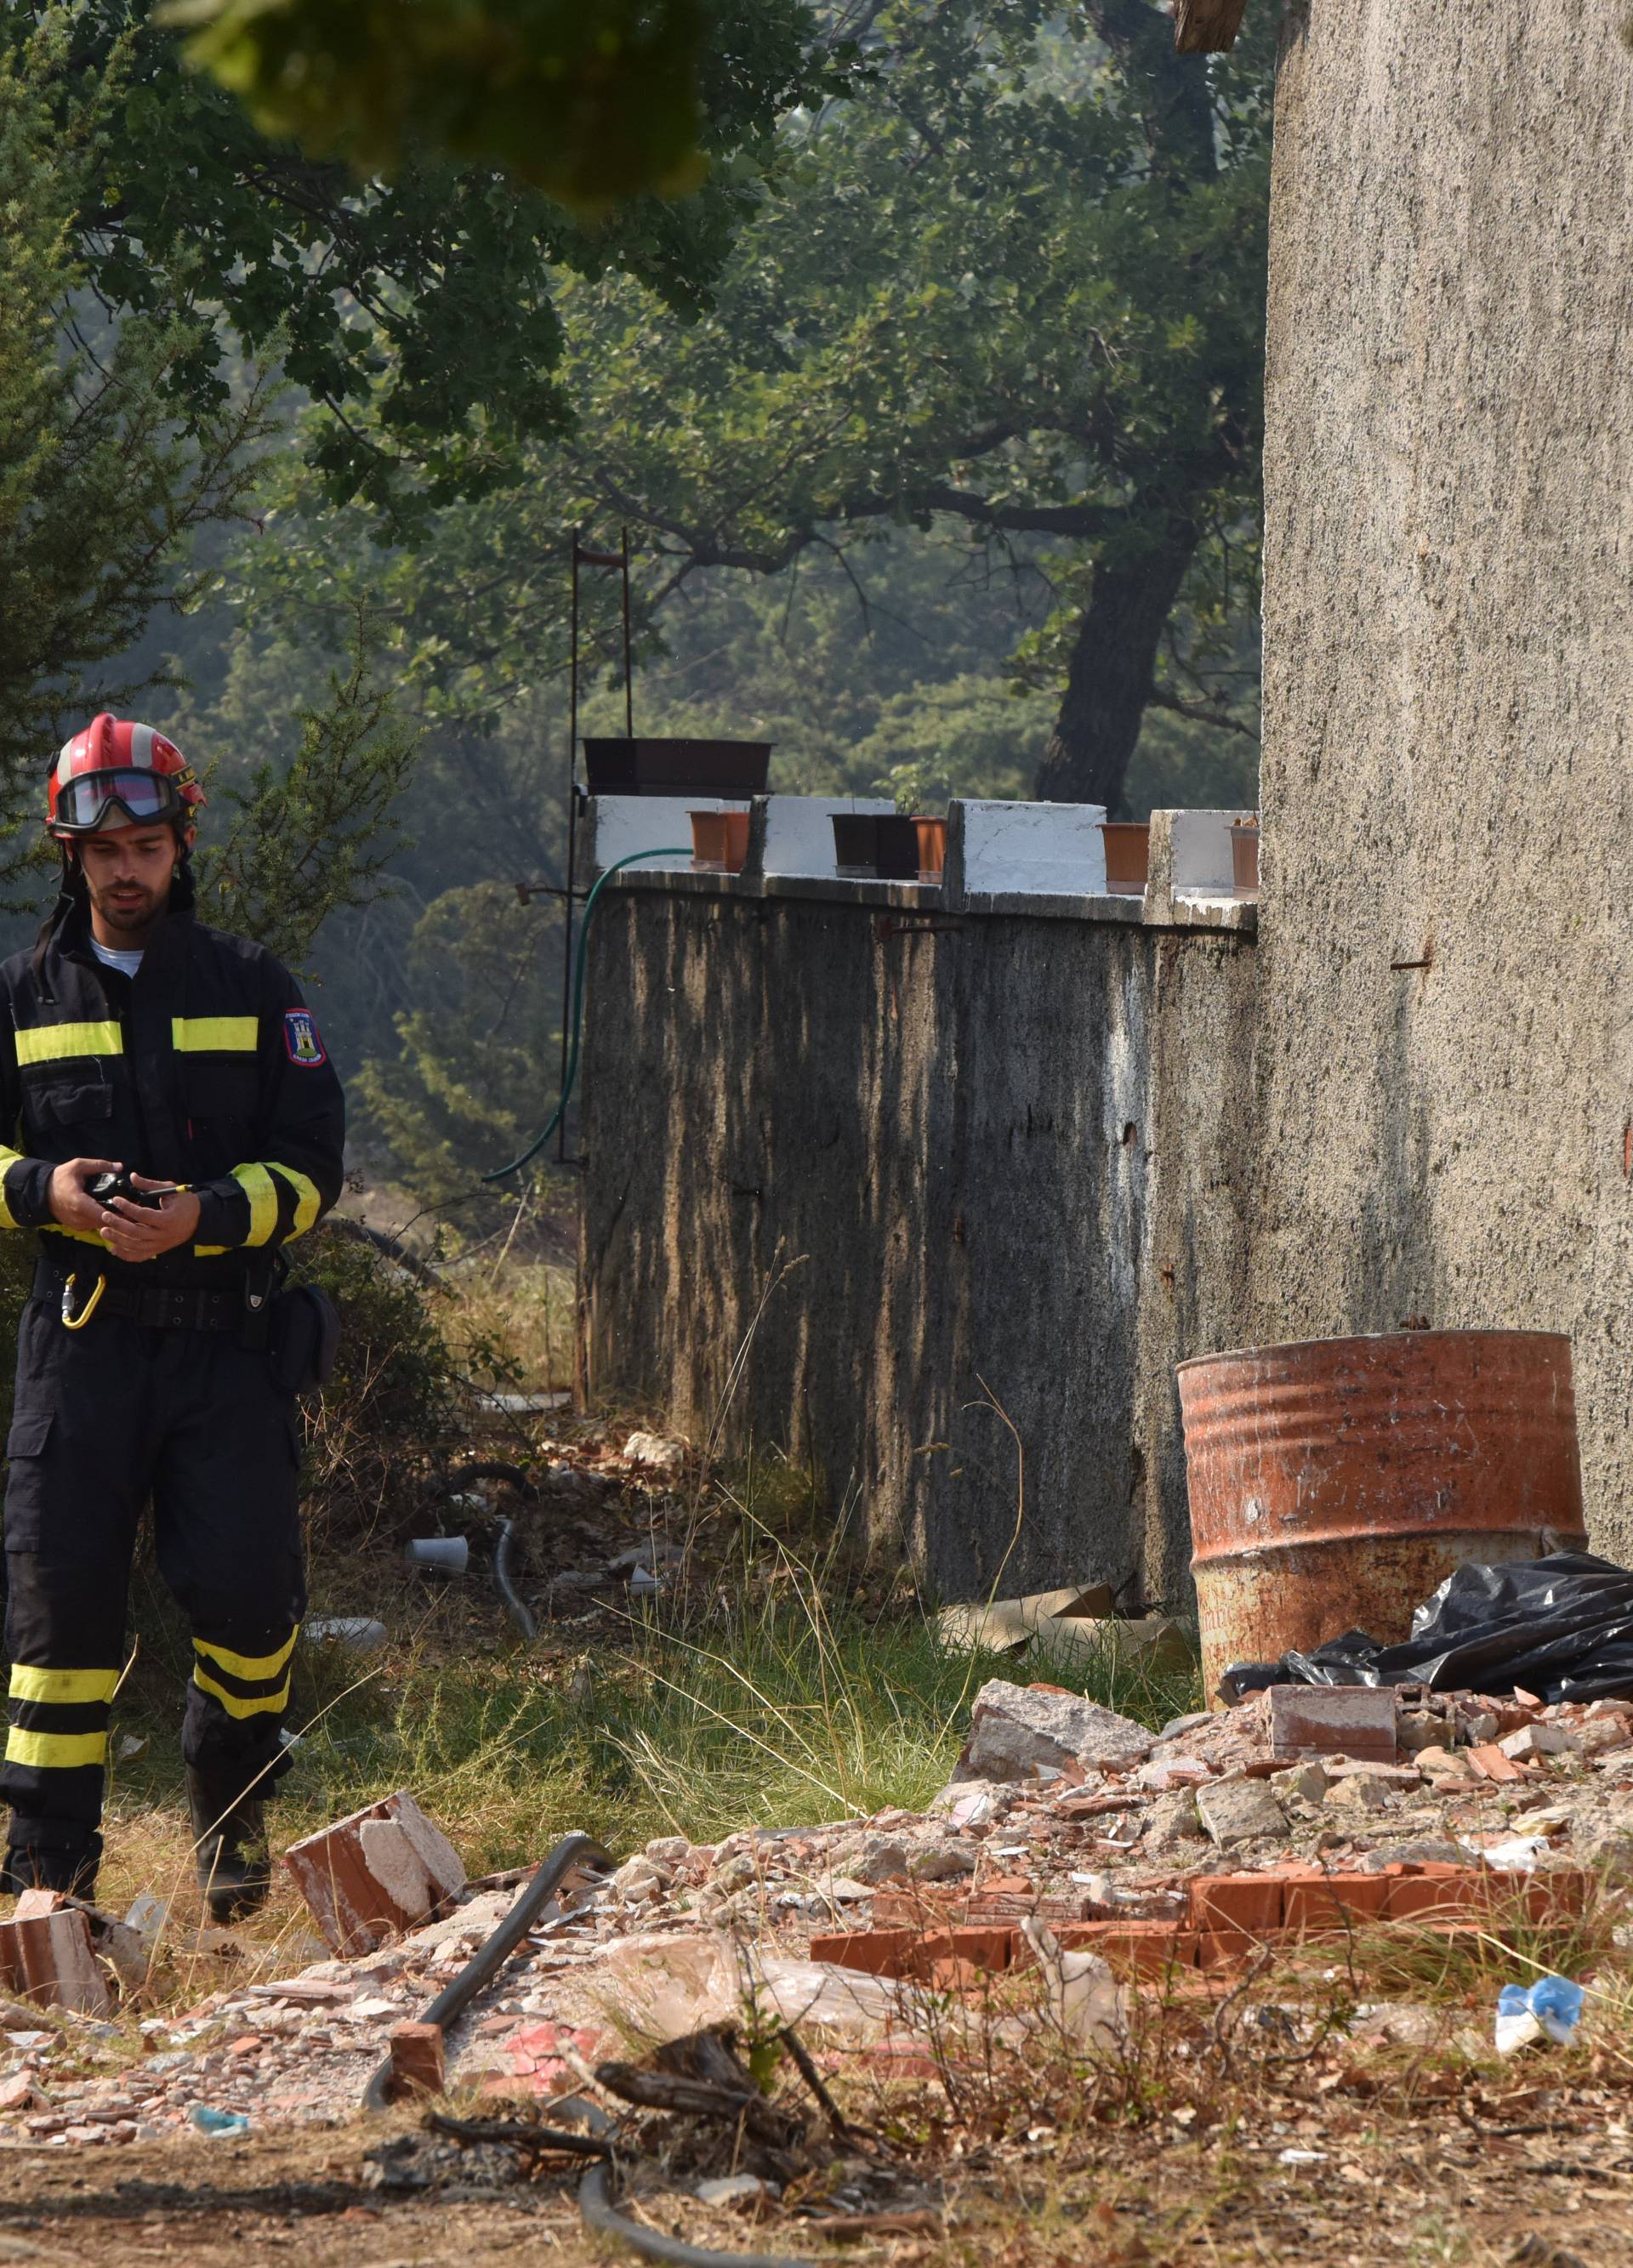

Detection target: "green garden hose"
[484, 846, 688, 1181]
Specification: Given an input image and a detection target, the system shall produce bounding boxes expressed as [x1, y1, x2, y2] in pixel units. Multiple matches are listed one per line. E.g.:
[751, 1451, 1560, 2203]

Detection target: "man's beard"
[89, 880, 165, 933]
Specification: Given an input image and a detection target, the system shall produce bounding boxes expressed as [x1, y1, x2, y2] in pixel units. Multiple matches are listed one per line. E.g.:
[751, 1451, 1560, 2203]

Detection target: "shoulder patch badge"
[284, 1008, 327, 1066]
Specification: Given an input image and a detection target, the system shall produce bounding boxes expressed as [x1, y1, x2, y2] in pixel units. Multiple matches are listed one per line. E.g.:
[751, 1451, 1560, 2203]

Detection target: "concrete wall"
[579, 855, 1256, 1608]
[1254, 6, 1633, 1552]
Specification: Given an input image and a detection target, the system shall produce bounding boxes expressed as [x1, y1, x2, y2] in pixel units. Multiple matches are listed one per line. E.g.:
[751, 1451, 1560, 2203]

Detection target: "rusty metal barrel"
[1178, 1330, 1586, 1702]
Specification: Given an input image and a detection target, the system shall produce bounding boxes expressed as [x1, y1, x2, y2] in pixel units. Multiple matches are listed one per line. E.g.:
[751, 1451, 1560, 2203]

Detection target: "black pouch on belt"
[269, 1284, 341, 1393]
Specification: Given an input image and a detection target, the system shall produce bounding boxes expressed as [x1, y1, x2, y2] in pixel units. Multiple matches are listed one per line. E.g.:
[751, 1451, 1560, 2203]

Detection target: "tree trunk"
[1032, 534, 1198, 814]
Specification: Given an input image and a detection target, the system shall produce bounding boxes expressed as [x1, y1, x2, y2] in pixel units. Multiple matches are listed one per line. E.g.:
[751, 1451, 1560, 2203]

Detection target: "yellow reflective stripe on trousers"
[9, 1664, 118, 1707]
[4, 1727, 107, 1771]
[268, 1161, 321, 1237]
[194, 1630, 298, 1684]
[172, 1016, 258, 1052]
[191, 1665, 292, 1719]
[231, 1162, 279, 1247]
[14, 1020, 122, 1066]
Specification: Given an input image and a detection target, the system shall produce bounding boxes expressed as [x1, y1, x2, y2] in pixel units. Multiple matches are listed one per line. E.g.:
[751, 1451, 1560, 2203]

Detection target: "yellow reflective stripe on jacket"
[231, 1162, 279, 1247]
[0, 1148, 23, 1231]
[268, 1161, 321, 1238]
[194, 1630, 298, 1684]
[191, 1664, 291, 1719]
[9, 1664, 118, 1707]
[172, 1015, 258, 1053]
[4, 1726, 107, 1771]
[39, 1222, 109, 1248]
[15, 1020, 122, 1066]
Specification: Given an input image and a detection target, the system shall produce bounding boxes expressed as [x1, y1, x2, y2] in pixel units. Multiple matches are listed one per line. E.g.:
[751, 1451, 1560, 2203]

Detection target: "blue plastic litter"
[1494, 1975, 1585, 2052]
[189, 2104, 251, 2136]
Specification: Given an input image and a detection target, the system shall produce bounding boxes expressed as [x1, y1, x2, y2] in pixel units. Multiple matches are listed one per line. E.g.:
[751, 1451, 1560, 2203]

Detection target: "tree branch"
[1146, 687, 1260, 740]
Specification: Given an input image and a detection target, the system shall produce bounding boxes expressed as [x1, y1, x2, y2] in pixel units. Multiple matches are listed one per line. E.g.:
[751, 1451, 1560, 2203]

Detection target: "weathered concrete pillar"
[1252, 4, 1633, 1555]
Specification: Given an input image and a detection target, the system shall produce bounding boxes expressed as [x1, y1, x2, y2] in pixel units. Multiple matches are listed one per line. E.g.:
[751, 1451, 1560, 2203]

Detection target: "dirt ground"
[0, 2089, 1624, 2268]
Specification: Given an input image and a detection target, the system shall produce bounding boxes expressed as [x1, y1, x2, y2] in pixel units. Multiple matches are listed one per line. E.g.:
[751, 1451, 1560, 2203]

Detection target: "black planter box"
[830, 813, 922, 880]
[583, 738, 771, 798]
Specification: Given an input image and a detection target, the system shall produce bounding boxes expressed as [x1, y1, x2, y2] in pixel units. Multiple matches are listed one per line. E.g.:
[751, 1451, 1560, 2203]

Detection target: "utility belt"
[31, 1254, 339, 1389]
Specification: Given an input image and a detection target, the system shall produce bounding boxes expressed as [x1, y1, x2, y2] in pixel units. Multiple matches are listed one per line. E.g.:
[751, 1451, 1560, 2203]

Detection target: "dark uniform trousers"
[0, 880, 344, 1879]
[2, 1299, 306, 1870]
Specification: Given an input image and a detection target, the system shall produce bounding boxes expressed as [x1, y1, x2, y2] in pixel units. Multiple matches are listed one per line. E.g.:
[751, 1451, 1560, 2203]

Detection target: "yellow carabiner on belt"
[60, 1272, 106, 1332]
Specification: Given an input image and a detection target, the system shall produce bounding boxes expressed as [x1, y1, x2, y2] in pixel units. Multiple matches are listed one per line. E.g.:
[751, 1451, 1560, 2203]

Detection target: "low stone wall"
[578, 833, 1257, 1609]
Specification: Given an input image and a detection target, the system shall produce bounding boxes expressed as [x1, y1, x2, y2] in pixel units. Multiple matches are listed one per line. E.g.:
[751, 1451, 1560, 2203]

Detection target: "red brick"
[980, 1874, 1034, 1897]
[908, 1925, 1013, 1977]
[0, 1907, 110, 2016]
[1522, 1870, 1588, 1922]
[1193, 1930, 1255, 1972]
[1187, 1874, 1284, 1935]
[1067, 1922, 1195, 1977]
[925, 1957, 987, 1992]
[282, 1793, 466, 1956]
[1467, 1743, 1524, 1783]
[1384, 1873, 1484, 1922]
[1267, 1685, 1397, 1764]
[388, 2021, 447, 2097]
[808, 1929, 919, 1978]
[1283, 1873, 1391, 1934]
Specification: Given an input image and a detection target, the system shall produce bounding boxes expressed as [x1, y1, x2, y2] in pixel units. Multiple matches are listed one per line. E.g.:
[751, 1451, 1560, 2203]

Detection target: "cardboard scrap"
[936, 1587, 1191, 1673]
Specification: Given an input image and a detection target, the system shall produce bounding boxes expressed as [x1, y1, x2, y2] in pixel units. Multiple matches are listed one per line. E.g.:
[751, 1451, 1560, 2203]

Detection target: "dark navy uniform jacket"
[0, 884, 345, 1287]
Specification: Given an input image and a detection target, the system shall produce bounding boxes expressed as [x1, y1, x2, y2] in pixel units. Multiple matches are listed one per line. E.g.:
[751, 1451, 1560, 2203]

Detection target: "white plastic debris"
[305, 1617, 390, 1652]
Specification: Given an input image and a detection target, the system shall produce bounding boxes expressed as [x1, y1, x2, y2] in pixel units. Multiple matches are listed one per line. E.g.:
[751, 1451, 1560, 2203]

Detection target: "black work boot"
[187, 1769, 270, 1924]
[1, 1824, 100, 1901]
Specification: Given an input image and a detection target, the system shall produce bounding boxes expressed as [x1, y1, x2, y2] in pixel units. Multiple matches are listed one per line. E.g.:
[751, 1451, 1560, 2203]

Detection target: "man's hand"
[99, 1177, 203, 1264]
[47, 1157, 122, 1235]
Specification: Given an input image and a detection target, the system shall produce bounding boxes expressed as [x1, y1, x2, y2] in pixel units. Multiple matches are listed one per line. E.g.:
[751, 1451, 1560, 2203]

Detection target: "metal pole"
[620, 525, 634, 740]
[559, 530, 581, 1166]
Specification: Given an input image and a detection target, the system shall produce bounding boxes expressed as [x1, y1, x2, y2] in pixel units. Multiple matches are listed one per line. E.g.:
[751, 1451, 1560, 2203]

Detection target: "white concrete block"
[955, 799, 1110, 897]
[760, 796, 895, 878]
[586, 796, 739, 878]
[1164, 809, 1257, 898]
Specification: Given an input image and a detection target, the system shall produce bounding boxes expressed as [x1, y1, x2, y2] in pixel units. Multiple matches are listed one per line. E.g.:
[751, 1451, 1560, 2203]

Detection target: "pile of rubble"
[0, 1674, 1627, 2151]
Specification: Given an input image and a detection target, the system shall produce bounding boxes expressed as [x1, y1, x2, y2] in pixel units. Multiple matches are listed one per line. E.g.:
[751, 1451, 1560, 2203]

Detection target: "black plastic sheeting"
[1220, 1551, 1633, 1706]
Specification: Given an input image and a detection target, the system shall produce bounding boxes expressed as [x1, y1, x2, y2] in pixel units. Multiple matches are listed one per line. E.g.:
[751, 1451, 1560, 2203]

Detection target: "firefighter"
[0, 716, 344, 1918]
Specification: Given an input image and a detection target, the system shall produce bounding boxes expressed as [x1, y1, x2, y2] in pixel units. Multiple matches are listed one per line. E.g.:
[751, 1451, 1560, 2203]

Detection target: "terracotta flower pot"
[1232, 821, 1260, 898]
[913, 817, 947, 879]
[1100, 821, 1150, 895]
[689, 810, 751, 873]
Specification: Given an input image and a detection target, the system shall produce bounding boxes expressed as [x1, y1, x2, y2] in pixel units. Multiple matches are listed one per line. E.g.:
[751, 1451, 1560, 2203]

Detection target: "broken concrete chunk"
[610, 1857, 665, 1903]
[1324, 1771, 1397, 1814]
[959, 1680, 1153, 1782]
[283, 1793, 467, 1956]
[906, 1841, 978, 1883]
[1272, 1760, 1329, 1805]
[1142, 1791, 1207, 1852]
[1415, 1746, 1467, 1779]
[1154, 1710, 1214, 1747]
[1267, 1683, 1397, 1763]
[1499, 1724, 1575, 1762]
[928, 1783, 1010, 1827]
[1195, 1776, 1287, 1848]
[832, 1836, 909, 1885]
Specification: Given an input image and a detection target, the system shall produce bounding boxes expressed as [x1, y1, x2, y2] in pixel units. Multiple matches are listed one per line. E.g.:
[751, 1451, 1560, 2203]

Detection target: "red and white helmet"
[48, 714, 206, 839]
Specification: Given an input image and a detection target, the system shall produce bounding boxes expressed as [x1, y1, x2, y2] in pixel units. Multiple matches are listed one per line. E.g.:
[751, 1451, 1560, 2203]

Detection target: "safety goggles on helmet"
[50, 769, 189, 834]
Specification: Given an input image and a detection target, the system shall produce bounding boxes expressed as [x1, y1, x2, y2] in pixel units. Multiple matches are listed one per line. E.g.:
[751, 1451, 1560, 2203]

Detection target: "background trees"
[244, 0, 1272, 819]
[1, 1, 1275, 1237]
